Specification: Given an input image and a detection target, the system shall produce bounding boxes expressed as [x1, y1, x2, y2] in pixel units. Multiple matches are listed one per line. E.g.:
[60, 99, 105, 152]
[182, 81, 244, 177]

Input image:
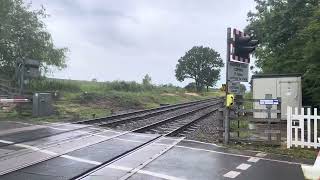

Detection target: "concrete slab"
[236, 160, 304, 180]
[131, 146, 247, 180]
[83, 137, 181, 180]
[0, 129, 98, 159]
[0, 130, 122, 175]
[0, 124, 308, 180]
[124, 141, 306, 180]
[0, 121, 30, 131]
[0, 157, 95, 180]
[66, 134, 158, 162]
[0, 123, 90, 147]
[0, 127, 67, 146]
[0, 133, 159, 180]
[80, 138, 306, 180]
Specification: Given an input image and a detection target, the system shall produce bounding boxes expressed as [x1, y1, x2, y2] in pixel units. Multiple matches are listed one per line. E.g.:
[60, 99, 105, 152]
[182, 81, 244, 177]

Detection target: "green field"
[0, 78, 224, 122]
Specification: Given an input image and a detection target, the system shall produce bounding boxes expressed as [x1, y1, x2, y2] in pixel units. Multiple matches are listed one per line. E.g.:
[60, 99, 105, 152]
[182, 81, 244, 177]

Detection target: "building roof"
[252, 73, 302, 79]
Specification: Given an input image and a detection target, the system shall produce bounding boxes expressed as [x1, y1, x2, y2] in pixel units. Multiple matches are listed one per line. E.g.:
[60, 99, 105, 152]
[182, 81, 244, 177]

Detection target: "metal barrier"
[0, 98, 29, 103]
[227, 98, 282, 145]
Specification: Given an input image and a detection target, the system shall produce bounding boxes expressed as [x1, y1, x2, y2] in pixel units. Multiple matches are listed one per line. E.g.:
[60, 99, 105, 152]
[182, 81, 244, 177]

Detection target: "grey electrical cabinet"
[32, 93, 53, 117]
[252, 74, 302, 120]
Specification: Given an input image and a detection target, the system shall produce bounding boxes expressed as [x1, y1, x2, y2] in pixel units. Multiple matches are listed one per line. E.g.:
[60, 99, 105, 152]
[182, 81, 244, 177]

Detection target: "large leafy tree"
[175, 46, 223, 92]
[246, 0, 320, 105]
[0, 0, 68, 80]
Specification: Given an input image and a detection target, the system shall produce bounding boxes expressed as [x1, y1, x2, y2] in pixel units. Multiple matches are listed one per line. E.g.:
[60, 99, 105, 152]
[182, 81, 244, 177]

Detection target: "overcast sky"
[28, 0, 256, 87]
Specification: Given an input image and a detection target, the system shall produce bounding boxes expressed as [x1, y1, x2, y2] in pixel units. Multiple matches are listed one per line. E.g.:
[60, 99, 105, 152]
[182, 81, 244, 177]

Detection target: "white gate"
[287, 106, 320, 148]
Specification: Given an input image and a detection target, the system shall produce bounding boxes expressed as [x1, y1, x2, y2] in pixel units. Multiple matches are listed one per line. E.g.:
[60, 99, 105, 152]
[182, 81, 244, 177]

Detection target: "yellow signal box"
[226, 94, 234, 107]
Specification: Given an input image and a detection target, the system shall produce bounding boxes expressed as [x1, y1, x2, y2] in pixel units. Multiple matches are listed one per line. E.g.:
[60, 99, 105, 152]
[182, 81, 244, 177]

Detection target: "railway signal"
[231, 29, 259, 63]
[224, 28, 258, 144]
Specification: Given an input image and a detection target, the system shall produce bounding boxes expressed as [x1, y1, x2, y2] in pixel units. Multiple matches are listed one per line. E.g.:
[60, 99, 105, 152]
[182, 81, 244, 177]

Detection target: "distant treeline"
[27, 78, 183, 93]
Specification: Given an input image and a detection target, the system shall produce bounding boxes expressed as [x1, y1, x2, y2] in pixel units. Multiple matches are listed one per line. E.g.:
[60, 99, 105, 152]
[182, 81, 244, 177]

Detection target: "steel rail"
[76, 97, 221, 124]
[99, 98, 220, 127]
[133, 100, 223, 134]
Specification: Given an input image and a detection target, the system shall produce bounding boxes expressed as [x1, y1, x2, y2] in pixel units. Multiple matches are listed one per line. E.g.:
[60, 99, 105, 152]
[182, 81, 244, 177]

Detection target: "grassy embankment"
[0, 78, 223, 122]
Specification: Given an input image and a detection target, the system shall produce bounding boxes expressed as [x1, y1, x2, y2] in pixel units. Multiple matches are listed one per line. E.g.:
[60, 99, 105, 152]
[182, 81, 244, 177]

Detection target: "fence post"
[301, 107, 305, 148]
[287, 106, 292, 149]
[307, 108, 311, 148]
[277, 97, 281, 142]
[314, 108, 318, 148]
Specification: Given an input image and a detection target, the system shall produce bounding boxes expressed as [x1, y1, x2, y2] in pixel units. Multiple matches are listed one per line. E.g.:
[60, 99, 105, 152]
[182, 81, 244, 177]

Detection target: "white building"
[252, 74, 302, 120]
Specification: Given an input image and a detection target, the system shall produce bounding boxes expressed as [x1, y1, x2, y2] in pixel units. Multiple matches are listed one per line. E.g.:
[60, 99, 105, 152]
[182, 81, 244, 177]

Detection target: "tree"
[142, 74, 152, 86]
[203, 67, 220, 91]
[184, 82, 197, 92]
[240, 84, 246, 94]
[91, 78, 97, 82]
[175, 46, 223, 92]
[246, 0, 320, 105]
[0, 0, 68, 79]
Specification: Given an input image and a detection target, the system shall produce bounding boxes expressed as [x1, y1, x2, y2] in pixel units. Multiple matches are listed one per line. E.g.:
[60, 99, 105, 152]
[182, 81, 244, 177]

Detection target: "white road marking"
[175, 146, 306, 165]
[182, 139, 222, 147]
[255, 152, 267, 157]
[38, 149, 58, 156]
[248, 157, 260, 163]
[108, 164, 186, 180]
[61, 155, 102, 165]
[236, 163, 251, 170]
[223, 171, 241, 178]
[46, 127, 71, 131]
[0, 140, 14, 144]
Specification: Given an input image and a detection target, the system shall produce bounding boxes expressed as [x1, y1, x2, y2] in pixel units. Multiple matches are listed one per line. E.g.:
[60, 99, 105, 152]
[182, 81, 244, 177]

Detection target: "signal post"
[224, 27, 258, 144]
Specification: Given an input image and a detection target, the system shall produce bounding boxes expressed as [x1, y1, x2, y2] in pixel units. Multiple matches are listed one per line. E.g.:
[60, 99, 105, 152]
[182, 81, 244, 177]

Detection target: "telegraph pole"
[224, 27, 231, 144]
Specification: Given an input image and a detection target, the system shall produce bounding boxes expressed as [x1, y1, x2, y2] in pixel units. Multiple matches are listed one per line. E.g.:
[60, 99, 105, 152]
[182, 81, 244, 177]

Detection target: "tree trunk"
[206, 86, 209, 92]
[195, 80, 202, 92]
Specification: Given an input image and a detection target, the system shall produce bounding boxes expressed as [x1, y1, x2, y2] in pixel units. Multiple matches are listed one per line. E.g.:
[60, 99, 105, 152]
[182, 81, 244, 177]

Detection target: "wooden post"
[287, 106, 291, 148]
[314, 108, 318, 148]
[277, 97, 281, 142]
[224, 27, 231, 144]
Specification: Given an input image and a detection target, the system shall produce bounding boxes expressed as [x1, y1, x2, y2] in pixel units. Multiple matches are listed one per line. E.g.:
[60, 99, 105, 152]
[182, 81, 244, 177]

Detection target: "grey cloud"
[29, 0, 256, 86]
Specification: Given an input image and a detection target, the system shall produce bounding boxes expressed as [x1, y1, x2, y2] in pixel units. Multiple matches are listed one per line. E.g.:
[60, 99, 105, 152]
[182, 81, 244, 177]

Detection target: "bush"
[28, 78, 81, 92]
[27, 78, 184, 95]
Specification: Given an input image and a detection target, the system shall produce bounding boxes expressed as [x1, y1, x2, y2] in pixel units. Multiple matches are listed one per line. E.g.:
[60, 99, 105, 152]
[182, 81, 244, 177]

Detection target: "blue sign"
[259, 99, 279, 105]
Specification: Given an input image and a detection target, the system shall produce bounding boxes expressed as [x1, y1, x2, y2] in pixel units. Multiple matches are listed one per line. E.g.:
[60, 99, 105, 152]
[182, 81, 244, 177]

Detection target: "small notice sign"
[227, 61, 249, 82]
[259, 99, 279, 105]
[228, 82, 243, 95]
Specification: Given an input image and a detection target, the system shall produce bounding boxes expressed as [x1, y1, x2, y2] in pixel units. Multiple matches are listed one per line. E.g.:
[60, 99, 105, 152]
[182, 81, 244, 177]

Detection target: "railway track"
[74, 98, 224, 180]
[76, 97, 220, 125]
[133, 100, 223, 136]
[76, 97, 224, 137]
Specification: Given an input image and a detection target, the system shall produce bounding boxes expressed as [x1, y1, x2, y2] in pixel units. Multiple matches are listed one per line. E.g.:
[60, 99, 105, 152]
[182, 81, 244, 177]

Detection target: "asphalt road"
[0, 121, 309, 180]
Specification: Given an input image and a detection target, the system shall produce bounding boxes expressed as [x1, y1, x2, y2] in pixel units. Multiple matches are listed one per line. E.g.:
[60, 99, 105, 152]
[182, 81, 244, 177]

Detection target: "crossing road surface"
[0, 121, 310, 180]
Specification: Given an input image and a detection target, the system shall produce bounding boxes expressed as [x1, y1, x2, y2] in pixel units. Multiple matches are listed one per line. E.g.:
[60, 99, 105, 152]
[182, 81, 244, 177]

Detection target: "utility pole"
[224, 27, 231, 144]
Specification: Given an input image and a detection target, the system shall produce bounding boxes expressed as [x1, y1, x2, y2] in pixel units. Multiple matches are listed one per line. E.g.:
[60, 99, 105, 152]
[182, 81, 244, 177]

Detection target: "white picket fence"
[287, 106, 320, 149]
